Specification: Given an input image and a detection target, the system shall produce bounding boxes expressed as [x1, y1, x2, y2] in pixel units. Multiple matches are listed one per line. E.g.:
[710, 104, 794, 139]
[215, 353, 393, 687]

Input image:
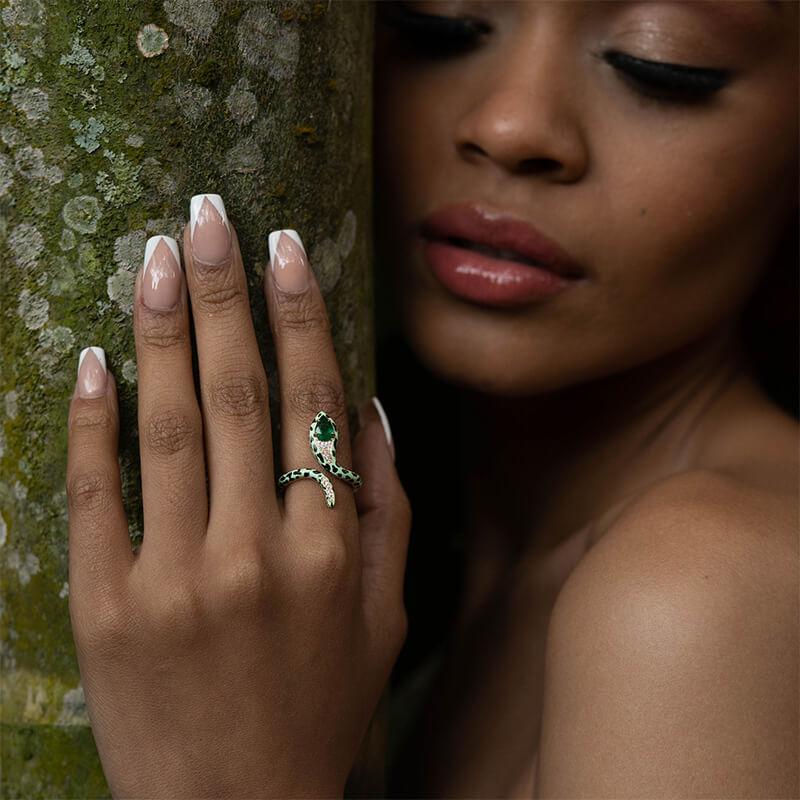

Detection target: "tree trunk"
[0, 1, 376, 795]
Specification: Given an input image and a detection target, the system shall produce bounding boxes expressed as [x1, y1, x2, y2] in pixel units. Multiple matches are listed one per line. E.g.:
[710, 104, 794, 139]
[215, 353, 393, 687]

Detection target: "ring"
[277, 411, 362, 508]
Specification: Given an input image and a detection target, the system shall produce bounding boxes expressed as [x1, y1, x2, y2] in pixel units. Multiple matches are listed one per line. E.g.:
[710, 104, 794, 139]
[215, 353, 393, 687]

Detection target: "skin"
[66, 1, 797, 797]
[66, 222, 410, 797]
[373, 1, 798, 797]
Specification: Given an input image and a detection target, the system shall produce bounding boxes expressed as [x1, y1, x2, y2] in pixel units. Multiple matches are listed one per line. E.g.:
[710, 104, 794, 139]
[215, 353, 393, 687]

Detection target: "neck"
[460, 323, 750, 557]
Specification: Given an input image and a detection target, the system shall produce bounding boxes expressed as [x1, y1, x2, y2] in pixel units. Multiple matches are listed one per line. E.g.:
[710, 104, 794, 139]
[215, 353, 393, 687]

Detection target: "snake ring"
[277, 411, 362, 508]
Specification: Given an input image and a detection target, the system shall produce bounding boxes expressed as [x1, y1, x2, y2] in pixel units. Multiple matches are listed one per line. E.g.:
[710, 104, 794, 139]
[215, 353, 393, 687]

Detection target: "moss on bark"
[1, 1, 374, 794]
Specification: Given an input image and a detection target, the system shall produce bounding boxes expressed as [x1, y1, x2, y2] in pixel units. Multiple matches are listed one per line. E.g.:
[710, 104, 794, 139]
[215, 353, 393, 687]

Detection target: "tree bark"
[0, 1, 376, 795]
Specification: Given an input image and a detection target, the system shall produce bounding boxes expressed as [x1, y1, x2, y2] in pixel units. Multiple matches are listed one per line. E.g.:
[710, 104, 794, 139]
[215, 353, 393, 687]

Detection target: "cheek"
[596, 112, 796, 337]
[375, 90, 443, 214]
[375, 57, 473, 216]
[371, 54, 797, 396]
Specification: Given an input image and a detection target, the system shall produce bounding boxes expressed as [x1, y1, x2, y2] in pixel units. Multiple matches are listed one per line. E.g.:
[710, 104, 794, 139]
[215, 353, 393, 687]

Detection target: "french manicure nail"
[77, 347, 107, 399]
[269, 229, 310, 294]
[190, 194, 231, 265]
[372, 396, 395, 461]
[142, 236, 182, 311]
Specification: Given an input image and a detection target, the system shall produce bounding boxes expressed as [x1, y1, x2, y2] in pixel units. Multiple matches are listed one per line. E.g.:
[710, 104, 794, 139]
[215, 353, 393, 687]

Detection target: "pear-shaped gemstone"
[315, 414, 335, 441]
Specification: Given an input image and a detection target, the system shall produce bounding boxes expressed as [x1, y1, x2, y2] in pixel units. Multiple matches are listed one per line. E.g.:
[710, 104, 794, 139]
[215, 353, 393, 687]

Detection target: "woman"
[66, 2, 798, 797]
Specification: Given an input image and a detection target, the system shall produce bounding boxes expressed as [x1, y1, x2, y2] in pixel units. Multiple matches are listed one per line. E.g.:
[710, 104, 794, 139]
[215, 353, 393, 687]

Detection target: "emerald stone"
[315, 415, 335, 441]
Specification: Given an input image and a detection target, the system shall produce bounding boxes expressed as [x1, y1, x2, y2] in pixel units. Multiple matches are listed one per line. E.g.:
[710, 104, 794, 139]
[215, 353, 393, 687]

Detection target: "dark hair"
[740, 218, 799, 419]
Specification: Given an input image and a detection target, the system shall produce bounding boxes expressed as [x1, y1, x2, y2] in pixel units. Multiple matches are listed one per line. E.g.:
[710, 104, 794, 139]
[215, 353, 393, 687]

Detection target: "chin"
[401, 315, 591, 398]
[391, 267, 607, 397]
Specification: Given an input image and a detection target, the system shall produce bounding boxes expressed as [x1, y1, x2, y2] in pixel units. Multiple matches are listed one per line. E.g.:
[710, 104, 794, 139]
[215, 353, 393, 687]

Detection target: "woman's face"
[373, 1, 798, 396]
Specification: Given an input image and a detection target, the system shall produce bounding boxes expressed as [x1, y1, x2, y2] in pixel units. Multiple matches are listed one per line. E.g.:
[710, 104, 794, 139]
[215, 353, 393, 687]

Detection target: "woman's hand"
[66, 195, 410, 799]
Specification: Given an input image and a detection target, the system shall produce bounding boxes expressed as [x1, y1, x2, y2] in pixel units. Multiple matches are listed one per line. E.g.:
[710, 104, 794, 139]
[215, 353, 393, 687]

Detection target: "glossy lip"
[421, 203, 586, 280]
[420, 203, 587, 307]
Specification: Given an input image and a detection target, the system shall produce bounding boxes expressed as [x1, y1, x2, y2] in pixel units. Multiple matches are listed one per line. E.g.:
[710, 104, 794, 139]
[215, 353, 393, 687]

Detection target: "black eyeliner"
[605, 51, 732, 94]
[377, 2, 490, 51]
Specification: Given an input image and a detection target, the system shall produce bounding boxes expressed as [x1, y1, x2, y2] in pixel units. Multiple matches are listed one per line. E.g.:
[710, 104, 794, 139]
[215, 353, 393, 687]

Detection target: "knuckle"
[215, 547, 270, 609]
[144, 408, 199, 458]
[72, 595, 133, 657]
[288, 375, 347, 424]
[207, 371, 268, 426]
[276, 294, 329, 335]
[138, 310, 188, 351]
[69, 404, 114, 436]
[192, 270, 244, 314]
[299, 535, 351, 592]
[147, 586, 203, 640]
[66, 469, 116, 515]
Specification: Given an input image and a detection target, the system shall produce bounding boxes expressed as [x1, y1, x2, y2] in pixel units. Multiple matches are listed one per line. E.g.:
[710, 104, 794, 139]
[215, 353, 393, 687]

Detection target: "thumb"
[353, 397, 411, 628]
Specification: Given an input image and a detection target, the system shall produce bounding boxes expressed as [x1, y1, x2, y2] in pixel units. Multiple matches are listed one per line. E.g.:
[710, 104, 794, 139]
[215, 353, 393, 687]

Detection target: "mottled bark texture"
[0, 1, 375, 795]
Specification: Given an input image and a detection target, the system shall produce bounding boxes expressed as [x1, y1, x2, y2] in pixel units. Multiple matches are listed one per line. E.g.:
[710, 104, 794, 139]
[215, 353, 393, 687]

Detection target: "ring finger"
[266, 230, 358, 530]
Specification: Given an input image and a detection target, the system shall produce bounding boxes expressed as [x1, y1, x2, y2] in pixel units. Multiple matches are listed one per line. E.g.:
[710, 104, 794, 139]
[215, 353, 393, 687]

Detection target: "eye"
[376, 2, 490, 57]
[604, 51, 732, 102]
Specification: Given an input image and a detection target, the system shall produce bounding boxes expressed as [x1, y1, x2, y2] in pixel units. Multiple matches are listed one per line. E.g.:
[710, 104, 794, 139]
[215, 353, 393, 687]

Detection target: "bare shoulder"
[536, 466, 799, 798]
[559, 458, 799, 644]
[586, 461, 798, 591]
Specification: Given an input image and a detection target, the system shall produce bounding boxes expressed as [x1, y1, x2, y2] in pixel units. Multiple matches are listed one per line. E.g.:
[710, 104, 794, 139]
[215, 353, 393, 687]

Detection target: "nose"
[454, 50, 588, 182]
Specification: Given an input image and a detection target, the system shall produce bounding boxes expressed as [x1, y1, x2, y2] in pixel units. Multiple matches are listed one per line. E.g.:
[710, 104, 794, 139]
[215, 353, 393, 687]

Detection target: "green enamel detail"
[280, 413, 361, 507]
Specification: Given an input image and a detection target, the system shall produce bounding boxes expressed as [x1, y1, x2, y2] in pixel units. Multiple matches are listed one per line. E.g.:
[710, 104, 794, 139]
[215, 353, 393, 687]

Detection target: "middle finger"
[183, 194, 277, 525]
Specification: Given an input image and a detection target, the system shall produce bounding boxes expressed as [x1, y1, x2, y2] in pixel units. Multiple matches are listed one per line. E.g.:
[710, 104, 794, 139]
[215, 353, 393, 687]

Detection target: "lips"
[419, 203, 586, 307]
[421, 203, 585, 280]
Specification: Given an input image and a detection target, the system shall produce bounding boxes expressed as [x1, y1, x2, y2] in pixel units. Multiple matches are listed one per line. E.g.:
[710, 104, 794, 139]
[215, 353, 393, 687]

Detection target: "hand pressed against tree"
[67, 196, 410, 798]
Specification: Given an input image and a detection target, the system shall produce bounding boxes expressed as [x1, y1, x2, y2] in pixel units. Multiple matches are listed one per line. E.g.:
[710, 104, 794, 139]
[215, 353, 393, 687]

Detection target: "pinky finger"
[67, 347, 133, 597]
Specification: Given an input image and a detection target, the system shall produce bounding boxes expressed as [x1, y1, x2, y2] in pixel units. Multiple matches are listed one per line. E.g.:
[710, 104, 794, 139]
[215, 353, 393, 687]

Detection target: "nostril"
[461, 142, 488, 158]
[458, 139, 568, 177]
[518, 156, 563, 175]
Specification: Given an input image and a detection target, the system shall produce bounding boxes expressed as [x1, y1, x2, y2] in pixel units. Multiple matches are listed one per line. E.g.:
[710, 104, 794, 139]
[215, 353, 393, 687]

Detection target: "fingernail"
[269, 229, 310, 294]
[77, 347, 107, 399]
[142, 236, 182, 311]
[372, 396, 395, 461]
[190, 194, 231, 265]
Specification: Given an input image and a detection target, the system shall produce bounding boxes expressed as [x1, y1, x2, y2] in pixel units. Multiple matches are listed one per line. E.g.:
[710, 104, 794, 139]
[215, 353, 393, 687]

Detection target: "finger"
[67, 349, 133, 597]
[134, 236, 207, 560]
[265, 230, 356, 523]
[183, 194, 276, 529]
[352, 398, 410, 628]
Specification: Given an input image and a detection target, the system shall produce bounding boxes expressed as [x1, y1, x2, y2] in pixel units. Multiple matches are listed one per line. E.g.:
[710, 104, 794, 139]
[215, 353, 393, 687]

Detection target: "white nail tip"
[143, 236, 180, 272]
[268, 229, 306, 268]
[78, 346, 106, 376]
[371, 396, 393, 450]
[189, 194, 229, 239]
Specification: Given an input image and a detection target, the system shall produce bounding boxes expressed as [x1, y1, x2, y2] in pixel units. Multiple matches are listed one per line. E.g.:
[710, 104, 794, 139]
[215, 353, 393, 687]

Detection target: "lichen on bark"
[1, 1, 374, 795]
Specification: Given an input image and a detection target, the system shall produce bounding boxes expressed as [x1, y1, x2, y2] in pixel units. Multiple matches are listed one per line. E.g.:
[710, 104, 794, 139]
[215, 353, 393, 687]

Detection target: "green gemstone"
[315, 415, 335, 441]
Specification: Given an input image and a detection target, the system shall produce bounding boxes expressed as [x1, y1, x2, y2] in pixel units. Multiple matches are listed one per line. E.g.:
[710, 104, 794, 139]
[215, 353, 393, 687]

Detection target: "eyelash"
[377, 4, 489, 56]
[602, 51, 731, 101]
[378, 5, 732, 102]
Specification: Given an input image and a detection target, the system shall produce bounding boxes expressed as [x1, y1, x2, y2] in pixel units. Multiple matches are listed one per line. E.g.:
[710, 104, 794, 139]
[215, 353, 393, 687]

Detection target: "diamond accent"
[315, 439, 335, 465]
